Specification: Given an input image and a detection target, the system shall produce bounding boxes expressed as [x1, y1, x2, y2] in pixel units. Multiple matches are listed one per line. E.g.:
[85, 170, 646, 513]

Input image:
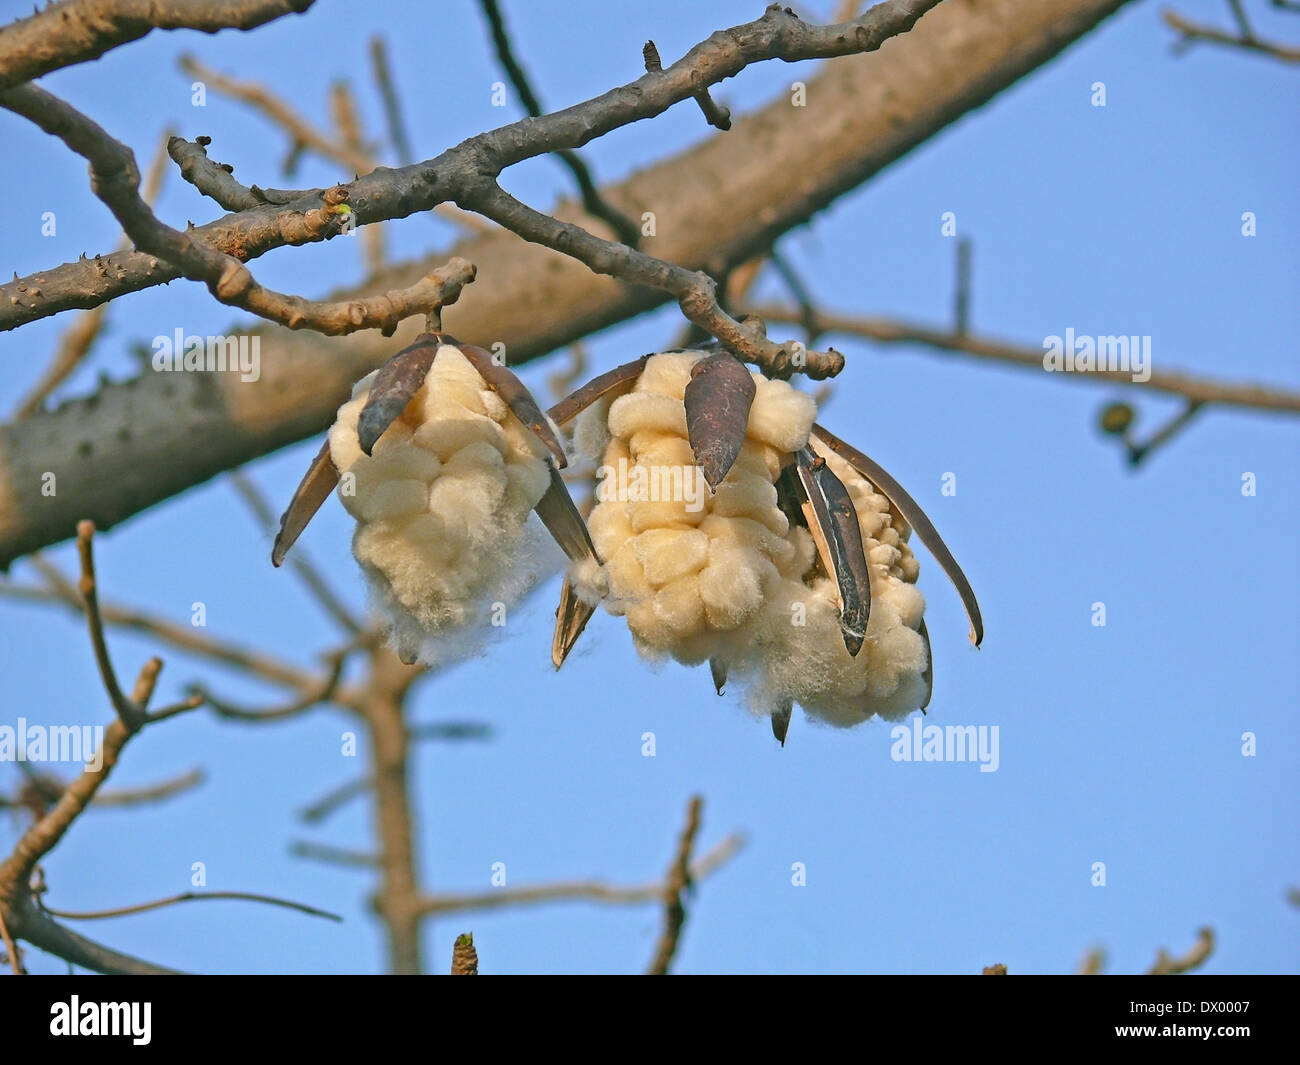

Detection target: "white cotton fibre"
[575, 350, 930, 728]
[328, 345, 556, 664]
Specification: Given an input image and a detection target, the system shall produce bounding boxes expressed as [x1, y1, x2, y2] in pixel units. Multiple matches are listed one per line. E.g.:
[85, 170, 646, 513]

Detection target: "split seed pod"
[274, 332, 597, 664]
[549, 348, 982, 743]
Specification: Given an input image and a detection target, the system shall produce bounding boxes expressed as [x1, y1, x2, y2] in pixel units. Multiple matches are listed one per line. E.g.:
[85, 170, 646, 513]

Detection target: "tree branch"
[415, 831, 745, 917]
[646, 795, 703, 975]
[0, 0, 1139, 567]
[477, 0, 641, 246]
[0, 0, 314, 94]
[0, 0, 945, 331]
[1163, 7, 1300, 61]
[0, 83, 478, 336]
[743, 303, 1300, 415]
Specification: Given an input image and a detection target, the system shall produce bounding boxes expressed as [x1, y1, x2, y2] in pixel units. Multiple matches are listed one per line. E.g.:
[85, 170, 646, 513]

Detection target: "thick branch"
[0, 0, 314, 94]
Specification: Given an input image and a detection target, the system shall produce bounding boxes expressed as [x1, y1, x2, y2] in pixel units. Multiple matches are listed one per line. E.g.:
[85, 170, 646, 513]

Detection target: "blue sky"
[0, 0, 1296, 974]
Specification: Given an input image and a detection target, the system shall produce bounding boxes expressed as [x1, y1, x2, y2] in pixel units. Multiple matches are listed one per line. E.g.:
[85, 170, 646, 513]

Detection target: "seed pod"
[565, 350, 935, 731]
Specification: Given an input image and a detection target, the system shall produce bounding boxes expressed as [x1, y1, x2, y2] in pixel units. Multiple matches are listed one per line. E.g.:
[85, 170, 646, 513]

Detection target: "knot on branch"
[214, 259, 254, 302]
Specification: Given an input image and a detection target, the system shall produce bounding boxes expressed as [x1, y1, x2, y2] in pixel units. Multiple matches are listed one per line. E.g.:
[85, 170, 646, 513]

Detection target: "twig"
[768, 248, 821, 343]
[229, 470, 363, 634]
[41, 890, 341, 923]
[298, 775, 371, 823]
[408, 721, 493, 742]
[1163, 7, 1300, 61]
[415, 831, 745, 917]
[1147, 927, 1215, 975]
[11, 126, 174, 419]
[194, 651, 345, 722]
[1117, 400, 1205, 467]
[93, 767, 205, 807]
[643, 40, 731, 130]
[0, 909, 22, 974]
[177, 55, 485, 232]
[179, 53, 370, 175]
[75, 521, 142, 727]
[0, 0, 315, 94]
[953, 235, 972, 335]
[458, 180, 843, 379]
[290, 841, 381, 868]
[330, 80, 387, 273]
[478, 0, 641, 246]
[7, 902, 182, 975]
[450, 932, 478, 975]
[743, 303, 1300, 415]
[0, 83, 478, 336]
[2, 0, 941, 330]
[547, 342, 588, 402]
[368, 36, 415, 165]
[647, 795, 704, 975]
[0, 577, 321, 693]
[167, 134, 267, 211]
[1228, 0, 1255, 38]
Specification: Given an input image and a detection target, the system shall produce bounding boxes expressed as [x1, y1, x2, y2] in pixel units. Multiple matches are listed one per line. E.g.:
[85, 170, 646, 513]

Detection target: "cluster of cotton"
[572, 351, 929, 727]
[327, 344, 556, 664]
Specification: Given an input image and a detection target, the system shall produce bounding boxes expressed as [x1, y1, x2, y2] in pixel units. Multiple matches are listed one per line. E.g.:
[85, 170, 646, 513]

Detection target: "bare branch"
[458, 180, 843, 379]
[1163, 7, 1300, 61]
[75, 520, 144, 727]
[229, 470, 363, 635]
[0, 909, 21, 974]
[478, 0, 641, 245]
[0, 578, 320, 693]
[167, 134, 265, 211]
[93, 767, 205, 807]
[290, 841, 381, 869]
[743, 303, 1300, 415]
[643, 40, 730, 130]
[10, 901, 183, 975]
[331, 80, 387, 273]
[194, 649, 345, 722]
[415, 831, 746, 917]
[11, 127, 173, 419]
[368, 36, 414, 165]
[41, 890, 341, 923]
[647, 795, 703, 976]
[0, 0, 314, 94]
[179, 53, 370, 175]
[1147, 927, 1215, 974]
[0, 0, 947, 331]
[176, 54, 484, 231]
[0, 83, 478, 336]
